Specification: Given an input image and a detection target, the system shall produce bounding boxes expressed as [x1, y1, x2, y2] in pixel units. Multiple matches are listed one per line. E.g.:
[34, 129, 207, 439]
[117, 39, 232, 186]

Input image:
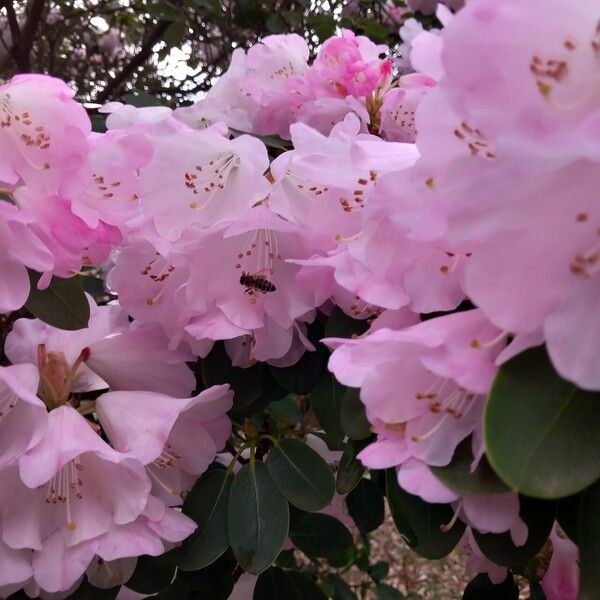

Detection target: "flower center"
[183, 152, 239, 210]
[43, 458, 85, 531]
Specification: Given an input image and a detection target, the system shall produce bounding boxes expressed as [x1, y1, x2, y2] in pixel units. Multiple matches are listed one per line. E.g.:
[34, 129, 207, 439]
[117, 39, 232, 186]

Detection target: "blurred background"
[0, 0, 434, 105]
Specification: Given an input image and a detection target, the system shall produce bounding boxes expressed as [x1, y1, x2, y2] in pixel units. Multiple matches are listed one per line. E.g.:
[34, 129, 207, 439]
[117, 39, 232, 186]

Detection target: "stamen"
[440, 500, 463, 532]
[470, 331, 509, 349]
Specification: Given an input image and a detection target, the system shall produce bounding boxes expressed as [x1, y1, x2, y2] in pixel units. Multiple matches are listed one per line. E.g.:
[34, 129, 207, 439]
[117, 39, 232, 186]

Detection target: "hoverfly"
[239, 270, 276, 294]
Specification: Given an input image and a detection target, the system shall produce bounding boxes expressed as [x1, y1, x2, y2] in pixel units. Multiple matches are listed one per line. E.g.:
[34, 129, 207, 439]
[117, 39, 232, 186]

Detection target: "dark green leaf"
[431, 437, 510, 496]
[25, 270, 90, 330]
[376, 583, 405, 600]
[155, 580, 192, 600]
[253, 567, 328, 599]
[528, 581, 547, 600]
[89, 112, 107, 133]
[369, 561, 389, 582]
[122, 92, 165, 107]
[227, 461, 289, 574]
[126, 552, 176, 594]
[163, 20, 185, 47]
[462, 572, 519, 600]
[556, 493, 580, 544]
[290, 513, 353, 558]
[485, 346, 600, 498]
[324, 307, 370, 339]
[177, 551, 236, 597]
[66, 578, 119, 599]
[346, 478, 385, 533]
[265, 14, 285, 33]
[354, 18, 391, 43]
[267, 438, 335, 511]
[267, 342, 328, 395]
[385, 469, 465, 559]
[259, 363, 288, 403]
[311, 370, 346, 449]
[146, 3, 183, 20]
[340, 387, 371, 440]
[324, 574, 358, 600]
[202, 342, 264, 419]
[268, 395, 302, 425]
[337, 439, 367, 494]
[577, 478, 600, 600]
[473, 496, 555, 568]
[177, 469, 233, 570]
[307, 13, 336, 40]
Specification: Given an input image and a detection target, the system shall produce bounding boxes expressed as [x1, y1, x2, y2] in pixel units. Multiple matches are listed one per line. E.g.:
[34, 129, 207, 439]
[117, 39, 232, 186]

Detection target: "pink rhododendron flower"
[138, 121, 269, 241]
[541, 526, 579, 600]
[96, 384, 233, 505]
[5, 300, 196, 398]
[0, 201, 53, 313]
[309, 29, 390, 99]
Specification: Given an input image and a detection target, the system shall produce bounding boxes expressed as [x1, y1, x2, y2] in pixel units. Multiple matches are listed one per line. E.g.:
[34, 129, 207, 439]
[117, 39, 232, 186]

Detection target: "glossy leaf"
[267, 344, 328, 395]
[177, 468, 233, 570]
[337, 439, 367, 494]
[462, 572, 519, 600]
[228, 461, 289, 574]
[126, 552, 176, 594]
[385, 469, 465, 559]
[473, 496, 555, 567]
[577, 479, 600, 600]
[66, 579, 119, 599]
[25, 270, 90, 330]
[267, 438, 335, 511]
[290, 513, 353, 558]
[340, 387, 371, 441]
[431, 437, 510, 495]
[324, 306, 370, 339]
[346, 478, 385, 533]
[177, 551, 236, 597]
[324, 574, 358, 600]
[485, 346, 600, 498]
[311, 370, 346, 449]
[376, 583, 405, 600]
[253, 567, 327, 599]
[202, 341, 264, 419]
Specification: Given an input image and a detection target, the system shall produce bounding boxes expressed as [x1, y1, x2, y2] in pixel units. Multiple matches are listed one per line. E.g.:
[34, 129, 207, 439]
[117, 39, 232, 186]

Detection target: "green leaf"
[340, 387, 371, 441]
[163, 20, 185, 47]
[577, 478, 600, 600]
[267, 438, 335, 511]
[337, 439, 367, 494]
[385, 469, 465, 559]
[146, 3, 183, 20]
[462, 572, 519, 600]
[89, 112, 107, 133]
[259, 363, 288, 403]
[431, 437, 510, 496]
[265, 14, 285, 33]
[311, 370, 346, 449]
[253, 567, 328, 599]
[290, 513, 353, 558]
[346, 478, 385, 533]
[227, 461, 289, 574]
[528, 581, 547, 600]
[473, 496, 555, 568]
[122, 92, 165, 107]
[268, 395, 302, 425]
[376, 583, 405, 600]
[25, 270, 90, 330]
[177, 469, 233, 570]
[126, 552, 176, 594]
[177, 551, 236, 597]
[267, 331, 328, 395]
[369, 561, 390, 582]
[324, 306, 370, 339]
[323, 574, 358, 600]
[485, 346, 600, 499]
[354, 18, 391, 43]
[202, 342, 264, 419]
[66, 579, 119, 599]
[307, 13, 336, 41]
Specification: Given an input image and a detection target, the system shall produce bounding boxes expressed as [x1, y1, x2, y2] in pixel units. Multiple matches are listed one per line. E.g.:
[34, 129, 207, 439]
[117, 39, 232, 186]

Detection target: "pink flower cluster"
[0, 0, 595, 596]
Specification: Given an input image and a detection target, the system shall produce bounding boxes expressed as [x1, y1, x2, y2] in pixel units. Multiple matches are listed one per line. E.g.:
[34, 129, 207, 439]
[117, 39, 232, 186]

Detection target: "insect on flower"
[239, 270, 277, 294]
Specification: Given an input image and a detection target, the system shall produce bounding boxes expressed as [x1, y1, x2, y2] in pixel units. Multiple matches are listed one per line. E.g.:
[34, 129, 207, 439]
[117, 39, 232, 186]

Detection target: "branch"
[0, 0, 21, 44]
[16, 0, 45, 71]
[95, 19, 172, 103]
